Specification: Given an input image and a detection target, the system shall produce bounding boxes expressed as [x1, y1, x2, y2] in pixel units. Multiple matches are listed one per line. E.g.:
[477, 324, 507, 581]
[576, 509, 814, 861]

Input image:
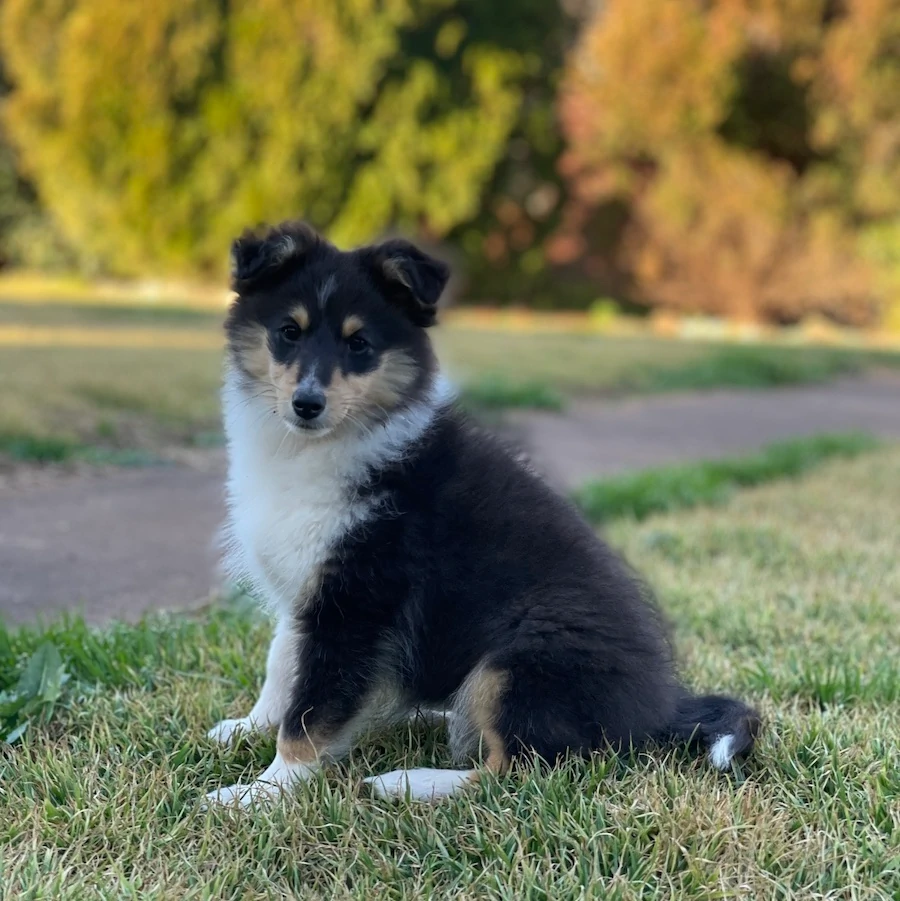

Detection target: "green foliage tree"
[0, 124, 32, 268]
[0, 55, 69, 269]
[0, 0, 565, 278]
[558, 0, 900, 325]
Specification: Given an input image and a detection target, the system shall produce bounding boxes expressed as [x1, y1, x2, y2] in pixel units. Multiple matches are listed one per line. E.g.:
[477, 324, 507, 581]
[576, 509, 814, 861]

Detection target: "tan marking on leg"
[279, 682, 408, 766]
[456, 666, 511, 775]
[278, 732, 321, 765]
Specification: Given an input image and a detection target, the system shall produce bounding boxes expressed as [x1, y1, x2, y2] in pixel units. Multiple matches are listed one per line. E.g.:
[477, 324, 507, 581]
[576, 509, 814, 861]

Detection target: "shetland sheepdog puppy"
[205, 221, 760, 805]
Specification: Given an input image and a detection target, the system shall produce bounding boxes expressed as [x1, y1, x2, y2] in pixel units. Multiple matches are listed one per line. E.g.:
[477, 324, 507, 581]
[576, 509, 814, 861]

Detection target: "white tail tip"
[708, 734, 736, 770]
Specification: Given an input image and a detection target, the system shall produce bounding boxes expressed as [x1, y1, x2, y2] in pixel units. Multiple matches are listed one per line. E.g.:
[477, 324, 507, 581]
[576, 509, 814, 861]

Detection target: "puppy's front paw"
[202, 754, 313, 810]
[203, 779, 286, 809]
[364, 768, 474, 801]
[207, 717, 256, 746]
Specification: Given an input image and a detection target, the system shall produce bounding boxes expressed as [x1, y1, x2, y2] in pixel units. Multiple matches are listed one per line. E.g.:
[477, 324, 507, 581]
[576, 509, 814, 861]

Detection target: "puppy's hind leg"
[366, 666, 510, 801]
[208, 618, 299, 745]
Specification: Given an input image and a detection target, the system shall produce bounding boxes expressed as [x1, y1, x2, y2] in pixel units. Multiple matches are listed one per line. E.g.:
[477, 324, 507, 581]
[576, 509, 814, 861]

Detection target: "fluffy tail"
[663, 692, 762, 770]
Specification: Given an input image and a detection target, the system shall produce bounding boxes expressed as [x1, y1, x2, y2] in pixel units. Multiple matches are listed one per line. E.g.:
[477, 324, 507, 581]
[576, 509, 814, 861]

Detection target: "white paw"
[203, 779, 286, 809]
[364, 767, 475, 801]
[207, 717, 258, 746]
[202, 754, 314, 810]
[407, 708, 455, 728]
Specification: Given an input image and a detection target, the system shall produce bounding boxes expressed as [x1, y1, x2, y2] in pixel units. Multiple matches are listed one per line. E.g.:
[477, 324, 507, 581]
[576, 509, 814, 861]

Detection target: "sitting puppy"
[206, 221, 761, 805]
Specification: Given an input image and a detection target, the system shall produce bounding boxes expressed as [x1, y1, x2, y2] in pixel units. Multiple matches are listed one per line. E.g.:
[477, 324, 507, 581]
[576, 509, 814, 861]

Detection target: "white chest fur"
[220, 369, 449, 616]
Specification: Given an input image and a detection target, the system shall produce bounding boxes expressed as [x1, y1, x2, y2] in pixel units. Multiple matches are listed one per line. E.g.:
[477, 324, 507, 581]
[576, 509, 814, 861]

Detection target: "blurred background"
[1, 0, 899, 624]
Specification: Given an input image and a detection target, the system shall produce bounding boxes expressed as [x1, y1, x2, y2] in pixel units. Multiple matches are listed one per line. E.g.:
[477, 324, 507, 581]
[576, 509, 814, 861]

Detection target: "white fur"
[204, 752, 315, 808]
[708, 734, 736, 770]
[364, 767, 475, 801]
[208, 618, 300, 744]
[220, 368, 453, 619]
[206, 372, 455, 807]
[407, 707, 455, 729]
[207, 682, 410, 808]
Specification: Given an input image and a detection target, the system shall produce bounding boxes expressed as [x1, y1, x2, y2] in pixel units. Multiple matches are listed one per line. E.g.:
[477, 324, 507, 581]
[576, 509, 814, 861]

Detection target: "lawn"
[573, 432, 881, 522]
[2, 299, 898, 460]
[2, 448, 898, 899]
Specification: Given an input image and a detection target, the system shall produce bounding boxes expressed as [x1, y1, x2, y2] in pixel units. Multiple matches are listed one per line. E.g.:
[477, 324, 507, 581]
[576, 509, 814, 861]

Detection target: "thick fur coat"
[205, 221, 760, 805]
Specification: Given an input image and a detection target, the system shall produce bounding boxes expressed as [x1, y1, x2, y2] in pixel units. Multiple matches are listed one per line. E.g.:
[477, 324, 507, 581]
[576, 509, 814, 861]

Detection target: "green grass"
[0, 344, 225, 455]
[631, 343, 880, 392]
[437, 329, 900, 399]
[0, 431, 164, 464]
[2, 301, 899, 460]
[573, 432, 881, 523]
[2, 449, 899, 898]
[0, 432, 82, 463]
[458, 375, 565, 412]
[0, 300, 222, 329]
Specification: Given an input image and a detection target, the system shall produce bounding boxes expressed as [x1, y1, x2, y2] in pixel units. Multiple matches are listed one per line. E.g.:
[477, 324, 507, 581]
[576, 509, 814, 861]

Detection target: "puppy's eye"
[346, 334, 370, 354]
[279, 322, 301, 342]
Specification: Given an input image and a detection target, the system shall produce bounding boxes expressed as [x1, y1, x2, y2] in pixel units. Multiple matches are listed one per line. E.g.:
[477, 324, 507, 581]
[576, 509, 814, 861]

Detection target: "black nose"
[292, 388, 326, 421]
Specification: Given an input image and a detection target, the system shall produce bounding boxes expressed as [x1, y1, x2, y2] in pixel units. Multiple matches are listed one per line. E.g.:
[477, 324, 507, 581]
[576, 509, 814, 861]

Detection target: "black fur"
[286, 411, 760, 764]
[227, 220, 762, 775]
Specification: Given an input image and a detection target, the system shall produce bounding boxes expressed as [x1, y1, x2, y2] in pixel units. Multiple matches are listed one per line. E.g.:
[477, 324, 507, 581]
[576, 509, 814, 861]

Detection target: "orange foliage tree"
[557, 0, 900, 324]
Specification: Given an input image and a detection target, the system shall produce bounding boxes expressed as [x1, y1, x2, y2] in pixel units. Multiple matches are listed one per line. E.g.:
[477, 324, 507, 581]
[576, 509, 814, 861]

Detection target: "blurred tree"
[447, 1, 579, 307]
[0, 0, 567, 279]
[0, 53, 72, 270]
[0, 122, 32, 269]
[558, 0, 900, 325]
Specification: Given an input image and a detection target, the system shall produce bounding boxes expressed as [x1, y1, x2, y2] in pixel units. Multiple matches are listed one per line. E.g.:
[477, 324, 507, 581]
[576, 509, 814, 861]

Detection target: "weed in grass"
[574, 432, 881, 523]
[0, 604, 264, 742]
[0, 642, 68, 742]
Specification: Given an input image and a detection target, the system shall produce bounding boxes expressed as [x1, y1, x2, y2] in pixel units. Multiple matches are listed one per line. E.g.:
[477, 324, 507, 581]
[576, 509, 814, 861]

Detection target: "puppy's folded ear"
[230, 221, 322, 292]
[359, 239, 450, 327]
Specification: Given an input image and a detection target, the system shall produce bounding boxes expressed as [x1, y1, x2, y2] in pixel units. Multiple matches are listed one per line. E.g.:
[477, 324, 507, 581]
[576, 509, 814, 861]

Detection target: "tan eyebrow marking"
[341, 315, 364, 338]
[290, 305, 310, 330]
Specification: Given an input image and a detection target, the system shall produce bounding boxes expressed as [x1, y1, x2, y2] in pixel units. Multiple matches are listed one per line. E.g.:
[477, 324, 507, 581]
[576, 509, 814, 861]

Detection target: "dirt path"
[1, 458, 226, 625]
[2, 373, 899, 625]
[508, 372, 900, 491]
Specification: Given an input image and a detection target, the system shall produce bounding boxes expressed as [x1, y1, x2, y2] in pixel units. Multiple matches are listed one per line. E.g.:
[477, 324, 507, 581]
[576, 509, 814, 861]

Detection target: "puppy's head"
[225, 221, 449, 439]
